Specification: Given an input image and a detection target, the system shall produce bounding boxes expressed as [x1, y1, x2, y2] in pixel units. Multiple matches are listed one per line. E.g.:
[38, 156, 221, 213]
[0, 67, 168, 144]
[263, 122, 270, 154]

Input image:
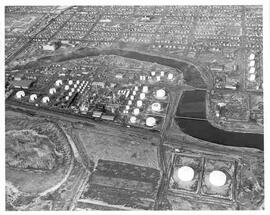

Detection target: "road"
[153, 88, 182, 209]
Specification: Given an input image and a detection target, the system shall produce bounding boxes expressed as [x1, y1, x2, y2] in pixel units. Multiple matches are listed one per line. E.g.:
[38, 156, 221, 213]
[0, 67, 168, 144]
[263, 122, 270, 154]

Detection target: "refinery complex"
[5, 5, 264, 211]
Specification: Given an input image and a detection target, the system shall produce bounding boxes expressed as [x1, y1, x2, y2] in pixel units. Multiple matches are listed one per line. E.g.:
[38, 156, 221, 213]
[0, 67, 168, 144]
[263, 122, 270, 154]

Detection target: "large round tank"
[151, 102, 161, 112]
[146, 117, 156, 127]
[29, 94, 37, 102]
[176, 166, 194, 182]
[156, 89, 166, 99]
[42, 96, 50, 103]
[16, 90, 25, 99]
[209, 170, 227, 187]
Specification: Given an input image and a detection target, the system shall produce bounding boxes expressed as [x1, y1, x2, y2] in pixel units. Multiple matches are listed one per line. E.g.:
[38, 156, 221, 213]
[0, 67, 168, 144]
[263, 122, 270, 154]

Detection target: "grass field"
[74, 127, 160, 169]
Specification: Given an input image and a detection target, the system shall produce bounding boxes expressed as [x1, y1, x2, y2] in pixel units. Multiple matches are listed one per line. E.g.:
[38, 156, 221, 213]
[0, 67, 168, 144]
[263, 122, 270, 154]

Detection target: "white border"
[1, 1, 269, 215]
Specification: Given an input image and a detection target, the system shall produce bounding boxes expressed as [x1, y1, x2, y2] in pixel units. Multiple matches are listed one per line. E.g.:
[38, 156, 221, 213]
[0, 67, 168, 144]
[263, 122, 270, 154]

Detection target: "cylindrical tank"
[176, 166, 194, 182]
[142, 86, 148, 93]
[130, 116, 137, 123]
[133, 108, 140, 116]
[151, 102, 161, 112]
[146, 117, 156, 127]
[156, 89, 166, 99]
[209, 170, 227, 187]
[137, 100, 143, 107]
[42, 96, 50, 103]
[16, 90, 25, 99]
[49, 88, 56, 95]
[55, 79, 63, 87]
[160, 71, 165, 76]
[29, 94, 37, 102]
[139, 93, 146, 100]
[168, 73, 174, 80]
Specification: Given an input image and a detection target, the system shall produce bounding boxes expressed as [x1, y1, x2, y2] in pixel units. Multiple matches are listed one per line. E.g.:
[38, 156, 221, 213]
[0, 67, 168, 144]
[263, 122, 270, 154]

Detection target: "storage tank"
[151, 102, 161, 112]
[49, 88, 56, 95]
[249, 53, 255, 60]
[29, 94, 37, 102]
[142, 86, 148, 93]
[133, 108, 140, 116]
[130, 116, 137, 124]
[42, 96, 50, 103]
[139, 93, 146, 100]
[176, 166, 194, 182]
[16, 90, 25, 99]
[209, 170, 227, 187]
[156, 89, 166, 99]
[160, 71, 165, 76]
[168, 73, 174, 80]
[128, 100, 132, 105]
[146, 117, 156, 127]
[55, 79, 63, 87]
[137, 100, 143, 107]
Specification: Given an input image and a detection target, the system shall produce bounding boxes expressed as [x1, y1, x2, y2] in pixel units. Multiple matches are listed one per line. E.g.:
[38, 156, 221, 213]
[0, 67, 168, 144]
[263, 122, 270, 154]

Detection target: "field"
[71, 124, 160, 169]
[79, 160, 160, 210]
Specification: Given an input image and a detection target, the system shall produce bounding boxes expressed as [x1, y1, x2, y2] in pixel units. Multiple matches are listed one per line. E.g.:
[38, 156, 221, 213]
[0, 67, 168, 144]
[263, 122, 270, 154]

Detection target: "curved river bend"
[175, 90, 263, 151]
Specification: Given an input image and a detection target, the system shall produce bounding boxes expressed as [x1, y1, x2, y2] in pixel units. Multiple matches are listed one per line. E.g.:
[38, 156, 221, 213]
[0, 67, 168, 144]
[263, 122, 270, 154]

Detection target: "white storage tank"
[168, 73, 174, 80]
[249, 60, 255, 67]
[249, 53, 255, 60]
[146, 117, 156, 127]
[137, 100, 143, 107]
[130, 116, 137, 124]
[139, 93, 146, 100]
[176, 166, 194, 182]
[16, 90, 25, 99]
[249, 67, 256, 74]
[49, 87, 56, 95]
[42, 96, 50, 103]
[156, 89, 166, 99]
[142, 86, 148, 93]
[151, 102, 161, 112]
[29, 94, 37, 102]
[64, 85, 70, 91]
[133, 108, 140, 116]
[55, 79, 63, 87]
[209, 170, 227, 187]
